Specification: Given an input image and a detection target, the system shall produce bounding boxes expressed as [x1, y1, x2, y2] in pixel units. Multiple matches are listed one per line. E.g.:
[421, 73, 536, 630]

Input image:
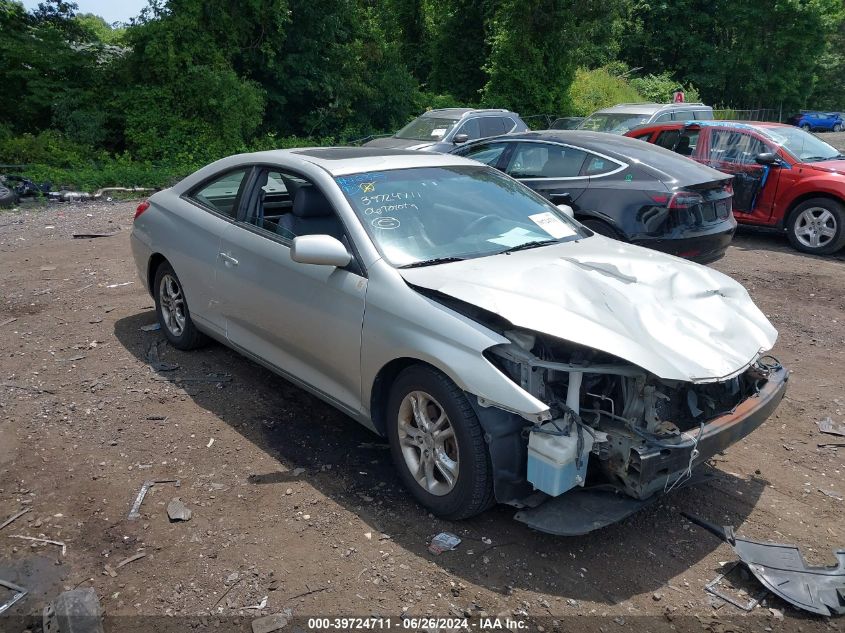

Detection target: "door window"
[460, 143, 509, 167]
[188, 169, 250, 218]
[455, 118, 481, 140]
[478, 117, 508, 137]
[707, 130, 769, 165]
[507, 143, 588, 178]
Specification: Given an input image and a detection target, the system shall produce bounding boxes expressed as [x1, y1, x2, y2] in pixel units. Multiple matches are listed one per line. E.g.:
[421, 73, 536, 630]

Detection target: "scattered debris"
[127, 479, 180, 520]
[818, 417, 845, 437]
[207, 438, 215, 448]
[291, 467, 305, 476]
[152, 374, 232, 384]
[140, 323, 161, 332]
[8, 534, 67, 556]
[0, 578, 28, 616]
[0, 316, 18, 327]
[145, 415, 168, 422]
[106, 282, 133, 288]
[684, 512, 845, 616]
[72, 232, 120, 239]
[146, 340, 179, 372]
[428, 532, 461, 555]
[819, 442, 845, 448]
[40, 265, 56, 271]
[114, 552, 146, 569]
[244, 595, 268, 610]
[819, 488, 844, 501]
[42, 587, 103, 633]
[1, 382, 55, 394]
[0, 508, 30, 531]
[704, 561, 767, 611]
[166, 498, 193, 522]
[251, 610, 293, 633]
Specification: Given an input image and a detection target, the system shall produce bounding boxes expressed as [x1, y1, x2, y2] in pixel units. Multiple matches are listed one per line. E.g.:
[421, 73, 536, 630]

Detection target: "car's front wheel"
[801, 123, 811, 131]
[153, 261, 208, 350]
[834, 123, 843, 132]
[386, 365, 494, 520]
[786, 198, 845, 255]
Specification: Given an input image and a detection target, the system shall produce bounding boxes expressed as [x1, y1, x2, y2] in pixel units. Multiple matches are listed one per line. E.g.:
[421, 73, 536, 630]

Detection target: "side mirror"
[453, 133, 470, 144]
[755, 152, 780, 166]
[556, 204, 575, 219]
[290, 235, 352, 268]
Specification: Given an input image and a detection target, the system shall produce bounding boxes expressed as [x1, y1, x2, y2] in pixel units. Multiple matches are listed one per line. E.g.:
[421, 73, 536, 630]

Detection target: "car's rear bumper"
[634, 221, 736, 264]
[625, 365, 788, 499]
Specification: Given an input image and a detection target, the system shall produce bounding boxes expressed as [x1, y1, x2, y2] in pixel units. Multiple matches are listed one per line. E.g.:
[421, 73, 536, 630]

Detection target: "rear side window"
[581, 154, 620, 176]
[507, 143, 588, 178]
[188, 169, 250, 218]
[460, 142, 509, 167]
[674, 130, 699, 156]
[694, 110, 714, 120]
[672, 110, 696, 122]
[655, 130, 680, 149]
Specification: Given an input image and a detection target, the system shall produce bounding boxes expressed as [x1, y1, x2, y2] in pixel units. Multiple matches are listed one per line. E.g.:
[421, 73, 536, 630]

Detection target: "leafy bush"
[629, 72, 701, 104]
[568, 67, 643, 116]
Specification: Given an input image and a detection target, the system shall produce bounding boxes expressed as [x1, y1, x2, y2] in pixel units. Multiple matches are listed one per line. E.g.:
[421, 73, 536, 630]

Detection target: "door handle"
[219, 252, 239, 266]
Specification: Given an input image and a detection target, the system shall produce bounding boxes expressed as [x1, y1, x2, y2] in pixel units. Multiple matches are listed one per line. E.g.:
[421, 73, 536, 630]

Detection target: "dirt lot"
[1, 198, 844, 633]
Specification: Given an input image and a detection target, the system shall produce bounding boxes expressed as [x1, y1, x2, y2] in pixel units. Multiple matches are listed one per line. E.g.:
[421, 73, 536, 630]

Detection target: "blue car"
[788, 111, 843, 132]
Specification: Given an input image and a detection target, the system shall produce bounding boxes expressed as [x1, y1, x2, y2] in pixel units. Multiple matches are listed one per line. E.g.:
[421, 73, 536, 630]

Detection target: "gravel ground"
[0, 200, 844, 633]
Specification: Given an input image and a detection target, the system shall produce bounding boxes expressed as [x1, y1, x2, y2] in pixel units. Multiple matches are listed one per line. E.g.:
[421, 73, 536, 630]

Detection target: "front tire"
[801, 123, 811, 131]
[833, 123, 843, 133]
[386, 366, 494, 520]
[786, 198, 845, 255]
[153, 261, 208, 350]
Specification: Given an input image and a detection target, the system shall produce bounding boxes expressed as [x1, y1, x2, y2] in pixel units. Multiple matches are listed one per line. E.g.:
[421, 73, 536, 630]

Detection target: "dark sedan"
[452, 130, 737, 263]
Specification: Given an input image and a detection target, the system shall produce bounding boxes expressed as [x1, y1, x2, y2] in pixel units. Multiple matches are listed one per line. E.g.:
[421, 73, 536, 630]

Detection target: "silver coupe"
[131, 148, 787, 534]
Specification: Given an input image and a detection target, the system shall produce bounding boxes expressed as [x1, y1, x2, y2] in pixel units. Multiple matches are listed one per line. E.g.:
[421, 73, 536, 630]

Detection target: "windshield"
[335, 166, 586, 267]
[760, 126, 842, 162]
[395, 116, 459, 141]
[579, 112, 651, 134]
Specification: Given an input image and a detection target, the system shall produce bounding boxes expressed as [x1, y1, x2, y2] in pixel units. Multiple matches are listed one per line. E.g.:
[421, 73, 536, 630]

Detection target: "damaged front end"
[481, 329, 788, 533]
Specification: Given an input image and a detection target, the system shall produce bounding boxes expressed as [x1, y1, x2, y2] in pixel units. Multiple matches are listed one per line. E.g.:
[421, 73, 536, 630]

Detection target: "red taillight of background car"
[134, 200, 150, 220]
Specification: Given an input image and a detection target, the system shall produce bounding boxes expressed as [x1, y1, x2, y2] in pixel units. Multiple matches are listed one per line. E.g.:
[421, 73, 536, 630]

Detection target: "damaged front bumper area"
[479, 330, 788, 533]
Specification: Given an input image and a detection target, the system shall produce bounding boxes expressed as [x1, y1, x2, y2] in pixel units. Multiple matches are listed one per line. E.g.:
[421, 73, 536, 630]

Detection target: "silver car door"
[171, 167, 252, 334]
[215, 173, 367, 413]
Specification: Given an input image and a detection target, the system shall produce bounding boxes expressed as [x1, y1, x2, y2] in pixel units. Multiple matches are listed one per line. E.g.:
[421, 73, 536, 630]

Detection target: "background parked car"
[453, 130, 736, 263]
[549, 116, 584, 130]
[362, 108, 528, 152]
[628, 121, 845, 255]
[577, 102, 714, 134]
[787, 111, 843, 132]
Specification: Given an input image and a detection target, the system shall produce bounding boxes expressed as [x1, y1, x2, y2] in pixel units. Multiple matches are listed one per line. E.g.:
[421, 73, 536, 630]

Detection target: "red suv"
[626, 121, 845, 255]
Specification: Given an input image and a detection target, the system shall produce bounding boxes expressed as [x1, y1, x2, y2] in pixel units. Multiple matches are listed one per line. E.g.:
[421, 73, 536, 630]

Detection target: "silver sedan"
[131, 148, 787, 534]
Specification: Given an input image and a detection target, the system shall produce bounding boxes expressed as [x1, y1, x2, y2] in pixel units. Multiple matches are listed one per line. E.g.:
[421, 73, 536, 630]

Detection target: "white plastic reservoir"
[527, 422, 593, 497]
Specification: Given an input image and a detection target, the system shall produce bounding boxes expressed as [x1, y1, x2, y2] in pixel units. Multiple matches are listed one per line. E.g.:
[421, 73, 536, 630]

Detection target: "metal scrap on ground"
[0, 578, 28, 616]
[818, 417, 845, 437]
[0, 508, 30, 532]
[428, 532, 461, 555]
[127, 479, 180, 520]
[8, 534, 66, 556]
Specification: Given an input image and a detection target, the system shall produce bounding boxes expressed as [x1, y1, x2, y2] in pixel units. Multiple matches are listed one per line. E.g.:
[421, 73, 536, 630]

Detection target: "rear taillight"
[134, 200, 150, 220]
[667, 191, 704, 209]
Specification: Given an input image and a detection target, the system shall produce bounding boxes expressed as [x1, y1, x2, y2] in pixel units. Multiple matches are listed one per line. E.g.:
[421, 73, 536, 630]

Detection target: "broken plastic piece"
[683, 512, 845, 616]
[818, 417, 845, 437]
[428, 532, 461, 555]
[0, 578, 28, 616]
[127, 479, 180, 520]
[42, 587, 103, 633]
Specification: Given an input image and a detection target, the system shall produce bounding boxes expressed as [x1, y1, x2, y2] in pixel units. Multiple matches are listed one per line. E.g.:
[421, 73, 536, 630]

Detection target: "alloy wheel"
[794, 207, 837, 250]
[159, 273, 187, 336]
[397, 390, 459, 496]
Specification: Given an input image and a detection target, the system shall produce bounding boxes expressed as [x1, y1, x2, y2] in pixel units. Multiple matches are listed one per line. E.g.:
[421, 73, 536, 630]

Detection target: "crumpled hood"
[362, 136, 434, 150]
[803, 159, 845, 175]
[400, 237, 778, 383]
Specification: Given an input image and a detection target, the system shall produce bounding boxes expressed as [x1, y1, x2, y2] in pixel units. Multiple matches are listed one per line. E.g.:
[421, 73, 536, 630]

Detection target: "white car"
[130, 147, 787, 534]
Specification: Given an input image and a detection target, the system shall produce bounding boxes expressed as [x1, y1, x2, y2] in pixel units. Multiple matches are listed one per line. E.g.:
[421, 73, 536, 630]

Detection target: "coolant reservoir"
[527, 422, 593, 497]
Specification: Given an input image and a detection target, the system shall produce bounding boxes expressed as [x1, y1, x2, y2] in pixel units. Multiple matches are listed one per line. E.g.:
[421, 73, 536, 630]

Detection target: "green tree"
[568, 67, 643, 116]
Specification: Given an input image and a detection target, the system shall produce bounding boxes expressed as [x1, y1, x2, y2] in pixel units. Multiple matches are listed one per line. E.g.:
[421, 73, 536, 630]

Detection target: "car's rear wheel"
[834, 123, 843, 132]
[0, 185, 18, 208]
[153, 261, 208, 350]
[582, 218, 624, 240]
[386, 365, 494, 520]
[786, 198, 845, 255]
[801, 123, 811, 131]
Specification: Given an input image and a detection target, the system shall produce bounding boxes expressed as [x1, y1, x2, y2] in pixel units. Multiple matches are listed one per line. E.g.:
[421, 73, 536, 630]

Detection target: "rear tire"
[582, 218, 624, 240]
[801, 123, 811, 132]
[386, 365, 495, 520]
[786, 198, 845, 255]
[834, 123, 843, 132]
[153, 261, 208, 350]
[0, 185, 18, 208]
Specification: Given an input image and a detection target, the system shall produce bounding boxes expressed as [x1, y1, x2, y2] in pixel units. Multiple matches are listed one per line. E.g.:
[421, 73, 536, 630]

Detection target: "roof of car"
[421, 108, 514, 118]
[480, 129, 668, 152]
[634, 120, 791, 132]
[230, 147, 476, 176]
[592, 102, 710, 115]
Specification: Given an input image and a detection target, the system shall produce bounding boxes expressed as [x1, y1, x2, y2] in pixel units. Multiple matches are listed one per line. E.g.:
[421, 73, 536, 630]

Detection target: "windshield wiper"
[497, 239, 559, 254]
[803, 155, 839, 162]
[399, 256, 466, 269]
